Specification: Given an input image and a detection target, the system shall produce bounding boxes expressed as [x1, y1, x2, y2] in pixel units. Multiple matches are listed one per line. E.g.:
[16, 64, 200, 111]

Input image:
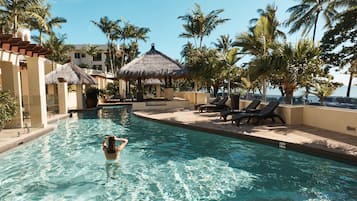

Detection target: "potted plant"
[85, 87, 99, 108]
[0, 90, 17, 130]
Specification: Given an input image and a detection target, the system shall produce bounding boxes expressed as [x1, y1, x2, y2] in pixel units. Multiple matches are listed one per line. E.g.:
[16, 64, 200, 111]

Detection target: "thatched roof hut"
[45, 62, 97, 85]
[117, 44, 186, 79]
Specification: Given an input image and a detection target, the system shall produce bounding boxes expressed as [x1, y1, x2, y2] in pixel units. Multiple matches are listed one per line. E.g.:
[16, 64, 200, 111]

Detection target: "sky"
[46, 0, 353, 85]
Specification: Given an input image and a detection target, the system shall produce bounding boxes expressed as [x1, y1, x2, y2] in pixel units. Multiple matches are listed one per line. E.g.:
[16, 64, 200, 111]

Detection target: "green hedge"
[0, 90, 17, 128]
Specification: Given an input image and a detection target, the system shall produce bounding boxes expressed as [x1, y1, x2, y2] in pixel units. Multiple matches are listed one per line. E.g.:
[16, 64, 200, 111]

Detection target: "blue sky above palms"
[48, 0, 351, 85]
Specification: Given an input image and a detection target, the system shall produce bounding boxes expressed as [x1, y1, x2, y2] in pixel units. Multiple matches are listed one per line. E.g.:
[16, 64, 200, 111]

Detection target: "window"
[93, 65, 102, 70]
[93, 53, 102, 61]
[74, 53, 80, 59]
[81, 53, 86, 58]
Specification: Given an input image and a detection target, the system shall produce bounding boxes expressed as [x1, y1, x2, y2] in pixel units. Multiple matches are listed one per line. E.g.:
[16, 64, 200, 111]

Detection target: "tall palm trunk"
[262, 78, 267, 102]
[121, 38, 126, 67]
[346, 71, 353, 97]
[312, 11, 320, 43]
[199, 36, 203, 49]
[106, 35, 113, 74]
[39, 31, 43, 46]
[13, 15, 18, 36]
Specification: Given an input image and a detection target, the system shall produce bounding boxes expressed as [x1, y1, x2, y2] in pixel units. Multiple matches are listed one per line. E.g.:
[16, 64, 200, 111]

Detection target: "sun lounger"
[195, 96, 221, 109]
[220, 99, 261, 121]
[199, 96, 229, 113]
[231, 101, 285, 126]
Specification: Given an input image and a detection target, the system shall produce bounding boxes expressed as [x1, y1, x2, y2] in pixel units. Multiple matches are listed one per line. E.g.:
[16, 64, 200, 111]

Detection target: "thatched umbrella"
[118, 44, 186, 101]
[45, 62, 97, 85]
[118, 44, 186, 79]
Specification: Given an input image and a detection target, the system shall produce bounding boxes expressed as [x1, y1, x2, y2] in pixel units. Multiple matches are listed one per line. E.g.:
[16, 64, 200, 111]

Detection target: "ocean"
[267, 86, 357, 98]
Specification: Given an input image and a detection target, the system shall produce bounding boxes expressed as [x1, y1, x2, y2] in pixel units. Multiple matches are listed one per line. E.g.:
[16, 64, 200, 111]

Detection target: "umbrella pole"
[137, 78, 143, 101]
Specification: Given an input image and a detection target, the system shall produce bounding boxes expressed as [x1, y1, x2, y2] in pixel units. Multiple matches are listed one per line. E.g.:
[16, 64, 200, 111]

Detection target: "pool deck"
[1, 109, 357, 166]
[0, 114, 69, 153]
[133, 109, 357, 166]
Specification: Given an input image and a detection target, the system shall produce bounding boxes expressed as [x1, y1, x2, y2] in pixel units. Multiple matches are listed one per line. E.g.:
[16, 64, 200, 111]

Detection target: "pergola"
[0, 34, 50, 57]
[0, 33, 51, 128]
[118, 44, 186, 101]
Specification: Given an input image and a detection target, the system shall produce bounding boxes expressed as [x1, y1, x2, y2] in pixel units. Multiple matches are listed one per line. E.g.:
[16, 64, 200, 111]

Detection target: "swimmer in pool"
[102, 136, 128, 181]
[102, 136, 128, 160]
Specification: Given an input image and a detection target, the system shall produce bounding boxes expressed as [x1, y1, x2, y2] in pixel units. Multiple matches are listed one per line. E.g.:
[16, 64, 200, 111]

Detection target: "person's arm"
[116, 138, 128, 151]
[102, 138, 107, 151]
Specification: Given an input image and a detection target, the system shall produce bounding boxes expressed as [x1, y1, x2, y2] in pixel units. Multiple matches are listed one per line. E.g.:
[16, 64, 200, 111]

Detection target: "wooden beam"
[26, 50, 33, 57]
[11, 46, 19, 52]
[2, 43, 10, 50]
[0, 33, 51, 57]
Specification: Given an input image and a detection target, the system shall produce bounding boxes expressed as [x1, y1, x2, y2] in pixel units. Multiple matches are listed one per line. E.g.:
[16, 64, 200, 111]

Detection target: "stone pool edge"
[133, 112, 357, 166]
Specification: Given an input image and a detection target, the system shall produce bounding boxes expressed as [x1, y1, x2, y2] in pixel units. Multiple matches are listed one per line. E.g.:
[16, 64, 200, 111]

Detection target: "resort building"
[69, 44, 115, 89]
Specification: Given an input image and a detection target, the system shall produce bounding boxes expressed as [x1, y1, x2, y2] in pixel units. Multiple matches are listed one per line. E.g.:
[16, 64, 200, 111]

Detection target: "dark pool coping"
[133, 112, 357, 166]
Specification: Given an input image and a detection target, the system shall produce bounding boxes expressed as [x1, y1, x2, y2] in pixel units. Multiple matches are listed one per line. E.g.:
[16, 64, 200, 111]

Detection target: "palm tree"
[178, 3, 229, 49]
[43, 33, 74, 64]
[86, 45, 99, 69]
[271, 39, 323, 103]
[321, 4, 357, 97]
[131, 26, 150, 58]
[179, 3, 229, 94]
[221, 48, 241, 95]
[91, 16, 120, 74]
[0, 0, 43, 35]
[234, 4, 285, 101]
[116, 22, 150, 67]
[0, 12, 11, 33]
[309, 76, 342, 105]
[112, 21, 132, 68]
[284, 0, 337, 42]
[213, 34, 234, 54]
[28, 3, 66, 46]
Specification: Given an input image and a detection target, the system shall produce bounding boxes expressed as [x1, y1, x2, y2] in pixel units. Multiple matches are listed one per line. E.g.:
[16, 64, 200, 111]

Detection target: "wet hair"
[107, 136, 116, 153]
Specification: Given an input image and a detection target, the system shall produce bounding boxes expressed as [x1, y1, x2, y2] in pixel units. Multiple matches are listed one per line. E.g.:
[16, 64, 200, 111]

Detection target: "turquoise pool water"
[0, 106, 356, 200]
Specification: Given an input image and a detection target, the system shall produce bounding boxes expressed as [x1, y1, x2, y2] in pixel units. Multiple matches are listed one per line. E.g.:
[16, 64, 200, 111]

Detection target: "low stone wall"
[132, 99, 191, 111]
[303, 106, 357, 137]
[240, 100, 357, 137]
[174, 91, 209, 105]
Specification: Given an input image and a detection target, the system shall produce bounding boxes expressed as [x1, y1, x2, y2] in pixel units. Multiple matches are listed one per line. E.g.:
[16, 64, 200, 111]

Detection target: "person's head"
[107, 136, 116, 153]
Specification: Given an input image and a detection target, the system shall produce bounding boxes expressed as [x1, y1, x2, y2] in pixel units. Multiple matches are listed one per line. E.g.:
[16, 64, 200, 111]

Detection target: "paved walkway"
[0, 114, 69, 153]
[133, 109, 357, 166]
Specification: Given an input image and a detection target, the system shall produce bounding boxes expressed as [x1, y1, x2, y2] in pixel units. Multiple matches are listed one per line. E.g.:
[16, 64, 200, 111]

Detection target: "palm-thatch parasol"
[117, 44, 186, 79]
[118, 44, 186, 101]
[45, 62, 97, 85]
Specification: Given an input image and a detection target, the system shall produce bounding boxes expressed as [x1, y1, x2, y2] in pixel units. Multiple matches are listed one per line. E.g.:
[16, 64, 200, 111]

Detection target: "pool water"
[0, 106, 356, 200]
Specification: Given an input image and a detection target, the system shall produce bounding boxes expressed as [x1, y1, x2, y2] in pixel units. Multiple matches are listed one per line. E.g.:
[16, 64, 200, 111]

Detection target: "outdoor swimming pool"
[0, 106, 356, 200]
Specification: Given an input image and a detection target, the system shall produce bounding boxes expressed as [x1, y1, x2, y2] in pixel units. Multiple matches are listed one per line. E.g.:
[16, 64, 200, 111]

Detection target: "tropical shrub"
[106, 81, 120, 97]
[309, 77, 343, 105]
[0, 90, 17, 129]
[85, 87, 99, 108]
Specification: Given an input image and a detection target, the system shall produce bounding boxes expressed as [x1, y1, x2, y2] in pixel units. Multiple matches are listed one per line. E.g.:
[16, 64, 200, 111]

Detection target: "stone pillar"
[20, 68, 30, 115]
[156, 84, 161, 97]
[119, 79, 126, 98]
[164, 88, 174, 100]
[0, 61, 23, 128]
[75, 84, 84, 109]
[58, 81, 68, 114]
[26, 57, 47, 128]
